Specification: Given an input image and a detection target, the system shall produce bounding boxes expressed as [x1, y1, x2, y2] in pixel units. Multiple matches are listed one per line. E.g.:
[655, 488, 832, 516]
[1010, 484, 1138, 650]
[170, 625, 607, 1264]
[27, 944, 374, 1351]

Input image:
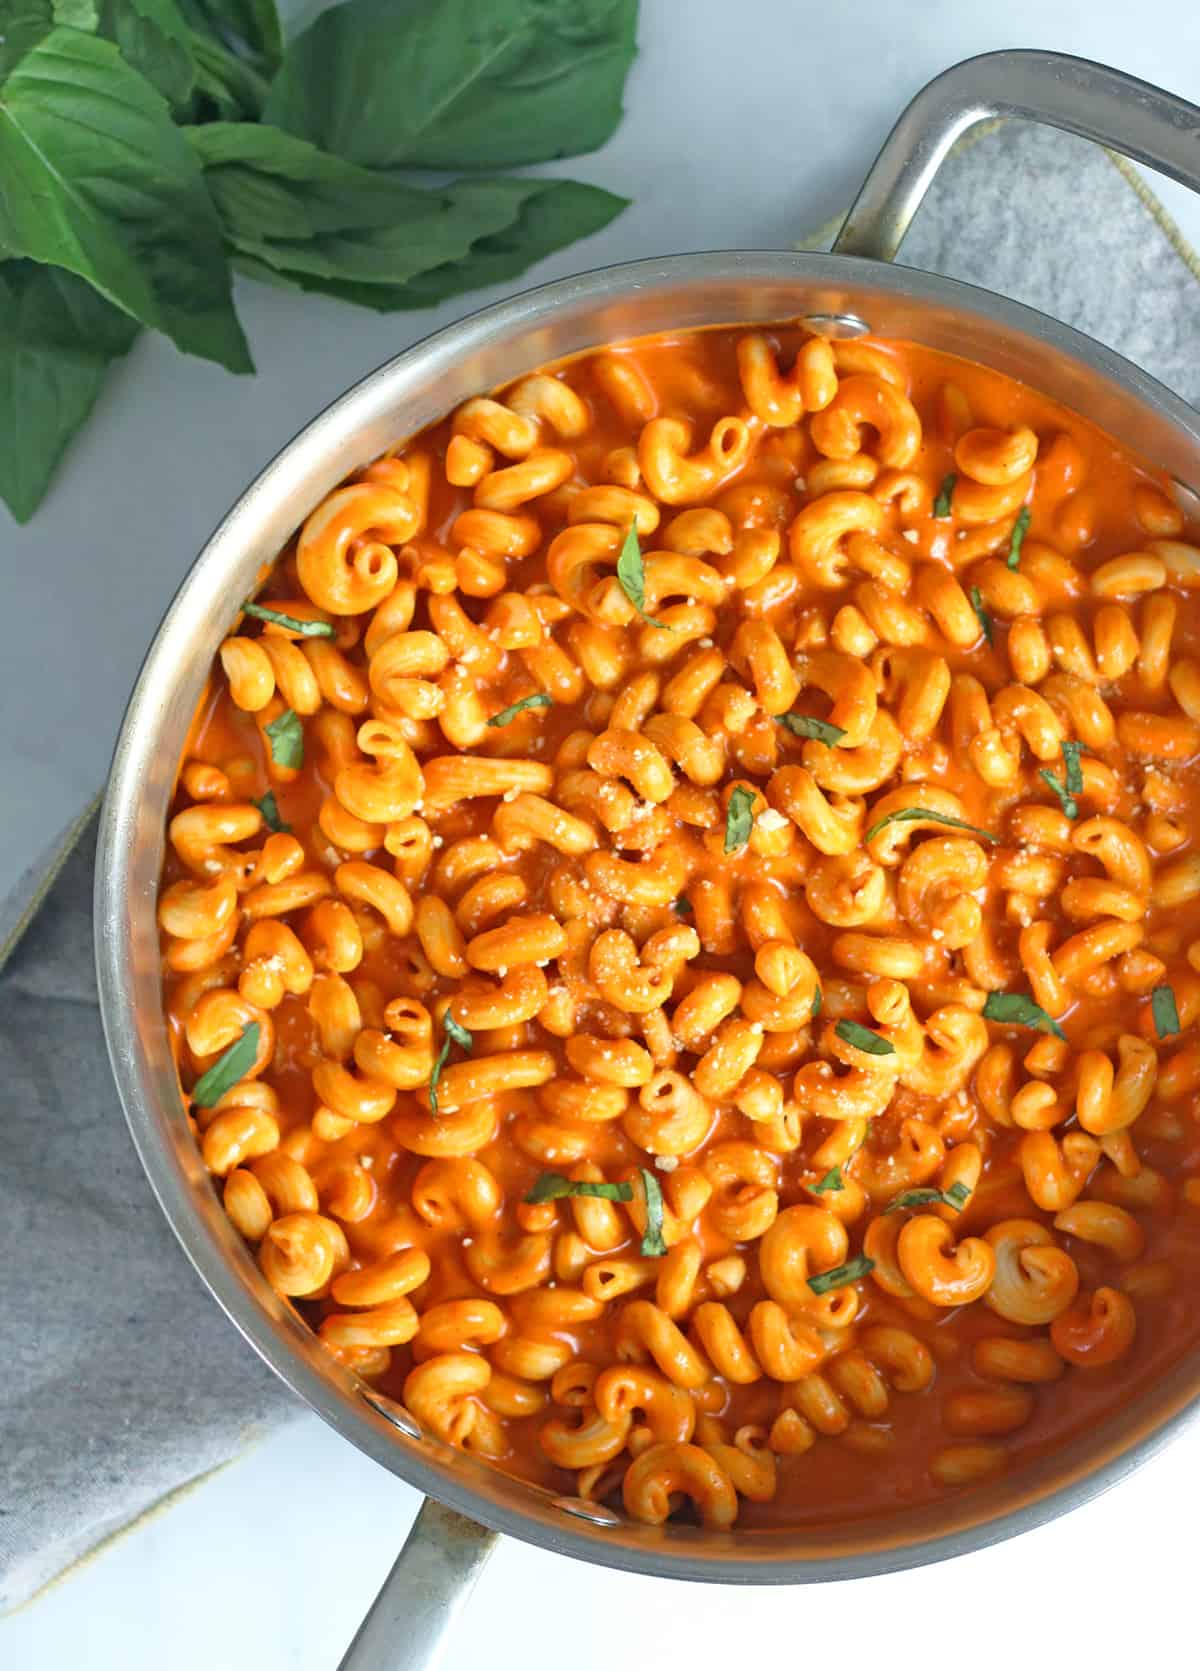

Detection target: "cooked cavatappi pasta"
[161, 325, 1200, 1531]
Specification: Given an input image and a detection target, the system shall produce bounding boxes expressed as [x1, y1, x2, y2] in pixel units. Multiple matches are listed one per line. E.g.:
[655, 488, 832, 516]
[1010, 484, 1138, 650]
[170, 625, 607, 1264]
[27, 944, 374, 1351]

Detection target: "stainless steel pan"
[95, 50, 1200, 1671]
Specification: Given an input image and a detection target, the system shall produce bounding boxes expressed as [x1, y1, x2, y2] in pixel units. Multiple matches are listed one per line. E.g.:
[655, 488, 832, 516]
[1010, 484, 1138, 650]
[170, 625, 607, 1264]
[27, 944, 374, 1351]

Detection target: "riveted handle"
[337, 1498, 498, 1671]
[834, 49, 1200, 263]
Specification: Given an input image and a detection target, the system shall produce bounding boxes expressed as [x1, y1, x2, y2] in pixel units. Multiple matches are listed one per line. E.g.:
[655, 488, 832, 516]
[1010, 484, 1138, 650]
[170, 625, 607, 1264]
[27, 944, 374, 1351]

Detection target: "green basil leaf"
[970, 585, 993, 647]
[428, 1013, 473, 1116]
[242, 599, 333, 636]
[203, 136, 627, 311]
[638, 1166, 667, 1258]
[356, 178, 626, 310]
[264, 707, 302, 768]
[524, 1173, 633, 1205]
[809, 1166, 842, 1196]
[724, 785, 756, 854]
[185, 25, 268, 119]
[884, 1181, 972, 1214]
[834, 1019, 895, 1057]
[0, 1, 69, 81]
[99, 0, 196, 107]
[1039, 767, 1077, 820]
[982, 991, 1067, 1041]
[1152, 983, 1181, 1040]
[615, 523, 674, 632]
[1007, 505, 1031, 570]
[933, 472, 955, 518]
[0, 29, 251, 371]
[443, 1014, 473, 1052]
[1062, 739, 1084, 798]
[864, 806, 997, 844]
[264, 0, 638, 171]
[0, 258, 137, 522]
[191, 1020, 259, 1107]
[254, 789, 288, 832]
[179, 0, 279, 72]
[672, 897, 692, 916]
[778, 712, 846, 747]
[487, 693, 553, 727]
[189, 121, 428, 241]
[808, 1254, 874, 1296]
[811, 985, 822, 1019]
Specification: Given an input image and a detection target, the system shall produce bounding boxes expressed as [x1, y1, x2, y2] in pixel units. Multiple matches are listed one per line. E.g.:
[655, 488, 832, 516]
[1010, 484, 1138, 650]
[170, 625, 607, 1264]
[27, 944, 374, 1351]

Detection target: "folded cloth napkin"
[4, 117, 1200, 1613]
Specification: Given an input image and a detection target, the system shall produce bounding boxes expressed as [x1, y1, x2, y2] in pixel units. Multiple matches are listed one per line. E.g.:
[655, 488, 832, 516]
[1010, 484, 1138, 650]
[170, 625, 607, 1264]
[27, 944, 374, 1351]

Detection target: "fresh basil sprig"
[865, 806, 997, 845]
[809, 1255, 874, 1295]
[638, 1167, 668, 1257]
[525, 1173, 634, 1205]
[191, 1020, 260, 1107]
[429, 1013, 473, 1116]
[724, 786, 756, 854]
[264, 707, 303, 768]
[884, 1182, 971, 1214]
[1040, 740, 1085, 819]
[616, 525, 674, 631]
[0, 0, 637, 523]
[1152, 984, 1181, 1040]
[1007, 505, 1032, 569]
[243, 600, 334, 637]
[835, 1019, 895, 1058]
[487, 693, 553, 727]
[778, 713, 846, 747]
[982, 992, 1067, 1041]
[254, 789, 289, 832]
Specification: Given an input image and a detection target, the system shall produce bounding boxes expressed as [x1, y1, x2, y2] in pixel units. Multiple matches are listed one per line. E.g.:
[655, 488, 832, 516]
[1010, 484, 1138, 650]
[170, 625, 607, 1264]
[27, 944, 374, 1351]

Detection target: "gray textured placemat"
[3, 116, 1200, 1614]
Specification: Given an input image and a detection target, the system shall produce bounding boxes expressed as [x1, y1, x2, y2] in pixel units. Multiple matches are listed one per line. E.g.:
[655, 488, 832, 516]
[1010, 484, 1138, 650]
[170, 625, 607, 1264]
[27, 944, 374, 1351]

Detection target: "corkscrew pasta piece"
[162, 324, 1200, 1531]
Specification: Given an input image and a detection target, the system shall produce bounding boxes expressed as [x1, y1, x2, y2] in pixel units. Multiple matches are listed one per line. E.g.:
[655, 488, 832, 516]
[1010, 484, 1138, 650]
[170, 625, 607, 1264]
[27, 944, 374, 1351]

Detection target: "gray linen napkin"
[4, 117, 1200, 1613]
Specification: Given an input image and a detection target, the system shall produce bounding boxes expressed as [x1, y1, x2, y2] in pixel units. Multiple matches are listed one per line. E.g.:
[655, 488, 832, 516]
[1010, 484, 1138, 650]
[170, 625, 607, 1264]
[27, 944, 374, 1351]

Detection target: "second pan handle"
[834, 49, 1200, 264]
[337, 1498, 498, 1671]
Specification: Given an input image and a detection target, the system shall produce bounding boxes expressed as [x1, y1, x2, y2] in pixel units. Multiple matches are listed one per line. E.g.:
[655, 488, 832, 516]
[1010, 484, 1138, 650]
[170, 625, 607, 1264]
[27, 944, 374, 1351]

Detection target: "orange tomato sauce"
[163, 325, 1200, 1530]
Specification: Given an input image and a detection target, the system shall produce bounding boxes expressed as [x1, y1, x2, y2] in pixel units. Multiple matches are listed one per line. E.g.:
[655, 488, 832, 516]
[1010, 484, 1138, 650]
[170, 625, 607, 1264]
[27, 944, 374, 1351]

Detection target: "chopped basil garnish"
[254, 790, 290, 833]
[982, 992, 1067, 1041]
[970, 586, 993, 646]
[1007, 505, 1031, 570]
[810, 1166, 843, 1196]
[638, 1166, 668, 1257]
[673, 898, 693, 916]
[933, 473, 955, 518]
[243, 601, 334, 638]
[809, 1254, 874, 1295]
[864, 805, 997, 844]
[884, 1181, 972, 1214]
[778, 713, 846, 747]
[264, 707, 304, 769]
[191, 1022, 260, 1109]
[487, 693, 553, 727]
[429, 1013, 474, 1116]
[1039, 767, 1077, 820]
[1152, 984, 1181, 1040]
[1040, 740, 1085, 819]
[525, 1173, 634, 1205]
[835, 1019, 895, 1057]
[811, 985, 822, 1020]
[616, 525, 674, 631]
[724, 785, 756, 854]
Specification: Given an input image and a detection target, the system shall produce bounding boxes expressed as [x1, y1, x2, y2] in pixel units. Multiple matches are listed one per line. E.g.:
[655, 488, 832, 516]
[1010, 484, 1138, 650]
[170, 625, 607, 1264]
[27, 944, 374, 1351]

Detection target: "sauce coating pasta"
[161, 326, 1200, 1529]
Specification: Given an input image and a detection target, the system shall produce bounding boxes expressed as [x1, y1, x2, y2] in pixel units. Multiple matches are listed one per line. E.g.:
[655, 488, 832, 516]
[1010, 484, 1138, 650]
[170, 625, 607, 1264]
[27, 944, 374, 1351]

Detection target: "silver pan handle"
[834, 48, 1200, 263]
[337, 1499, 498, 1671]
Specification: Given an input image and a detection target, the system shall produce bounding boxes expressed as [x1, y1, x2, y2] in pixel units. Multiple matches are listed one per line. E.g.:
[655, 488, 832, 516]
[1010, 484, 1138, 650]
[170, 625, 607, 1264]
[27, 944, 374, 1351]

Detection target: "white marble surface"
[7, 0, 1200, 1665]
